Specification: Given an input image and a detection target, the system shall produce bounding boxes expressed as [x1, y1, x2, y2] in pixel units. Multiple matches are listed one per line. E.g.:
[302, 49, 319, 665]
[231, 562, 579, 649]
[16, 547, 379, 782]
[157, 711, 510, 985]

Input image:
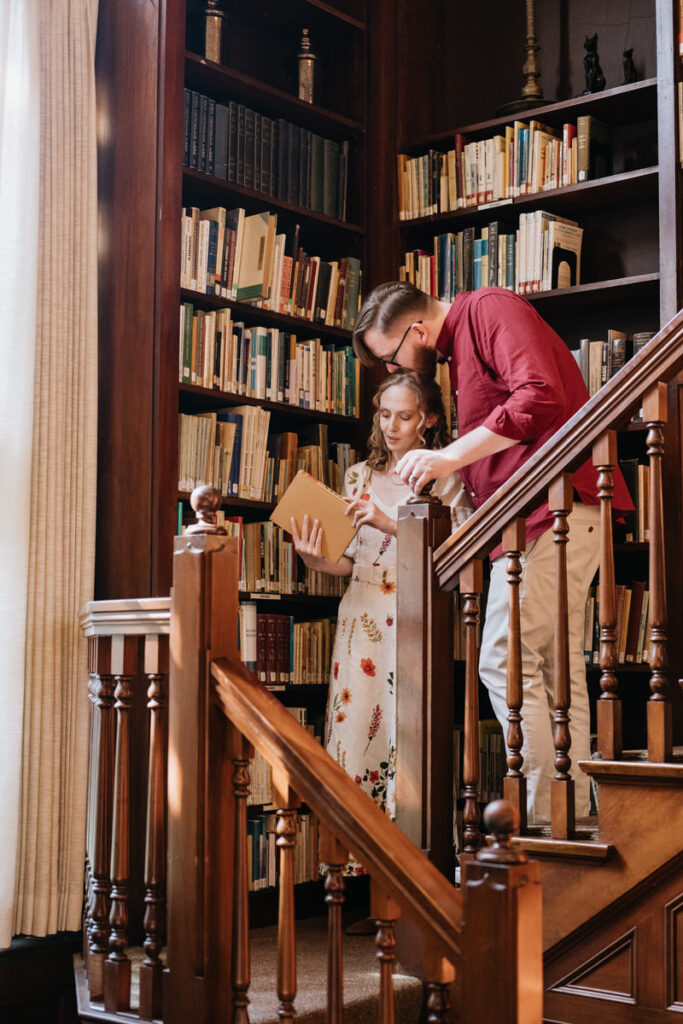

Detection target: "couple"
[293, 282, 632, 841]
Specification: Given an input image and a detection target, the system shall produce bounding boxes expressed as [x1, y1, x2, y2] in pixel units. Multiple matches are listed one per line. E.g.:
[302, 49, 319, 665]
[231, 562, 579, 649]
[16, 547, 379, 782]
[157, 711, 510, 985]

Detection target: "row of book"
[619, 459, 650, 544]
[399, 211, 582, 301]
[183, 88, 350, 220]
[453, 720, 506, 810]
[179, 303, 360, 417]
[246, 809, 321, 890]
[246, 707, 324, 806]
[239, 603, 337, 686]
[178, 410, 357, 503]
[584, 581, 652, 666]
[180, 206, 362, 328]
[397, 115, 611, 220]
[573, 331, 655, 397]
[227, 513, 352, 595]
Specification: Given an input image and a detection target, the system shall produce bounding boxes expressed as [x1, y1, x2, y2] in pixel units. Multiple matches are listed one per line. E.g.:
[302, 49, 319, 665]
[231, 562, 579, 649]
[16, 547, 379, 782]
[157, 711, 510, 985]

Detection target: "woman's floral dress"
[325, 461, 470, 873]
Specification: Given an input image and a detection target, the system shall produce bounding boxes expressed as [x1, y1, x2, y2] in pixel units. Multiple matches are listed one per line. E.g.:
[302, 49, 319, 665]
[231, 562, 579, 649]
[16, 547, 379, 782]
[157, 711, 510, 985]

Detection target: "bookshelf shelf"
[241, 593, 341, 605]
[305, 0, 366, 30]
[179, 382, 361, 425]
[614, 542, 649, 552]
[586, 663, 652, 674]
[185, 52, 366, 139]
[182, 168, 365, 236]
[399, 167, 659, 231]
[179, 288, 356, 341]
[527, 273, 660, 314]
[402, 78, 658, 151]
[178, 491, 276, 514]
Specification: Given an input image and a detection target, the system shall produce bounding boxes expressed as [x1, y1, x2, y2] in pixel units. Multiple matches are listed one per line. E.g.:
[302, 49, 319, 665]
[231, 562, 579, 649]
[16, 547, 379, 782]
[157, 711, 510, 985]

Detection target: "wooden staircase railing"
[80, 598, 170, 1018]
[77, 513, 544, 1024]
[398, 309, 683, 855]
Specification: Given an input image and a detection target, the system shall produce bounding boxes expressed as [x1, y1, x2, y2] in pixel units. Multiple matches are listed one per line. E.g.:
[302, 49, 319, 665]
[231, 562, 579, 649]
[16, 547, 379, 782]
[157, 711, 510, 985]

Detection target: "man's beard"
[409, 344, 438, 378]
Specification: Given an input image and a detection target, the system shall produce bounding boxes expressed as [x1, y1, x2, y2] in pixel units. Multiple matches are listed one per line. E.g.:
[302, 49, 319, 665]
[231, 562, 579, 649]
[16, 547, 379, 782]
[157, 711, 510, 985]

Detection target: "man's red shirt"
[435, 288, 633, 550]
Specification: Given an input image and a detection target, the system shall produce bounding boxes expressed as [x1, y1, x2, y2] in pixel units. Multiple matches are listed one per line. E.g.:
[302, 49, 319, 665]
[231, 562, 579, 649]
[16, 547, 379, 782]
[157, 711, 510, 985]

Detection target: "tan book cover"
[270, 469, 356, 563]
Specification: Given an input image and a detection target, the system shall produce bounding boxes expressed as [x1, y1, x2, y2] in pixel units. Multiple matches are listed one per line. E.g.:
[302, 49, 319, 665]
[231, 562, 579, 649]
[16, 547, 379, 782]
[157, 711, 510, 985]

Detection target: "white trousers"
[478, 504, 601, 823]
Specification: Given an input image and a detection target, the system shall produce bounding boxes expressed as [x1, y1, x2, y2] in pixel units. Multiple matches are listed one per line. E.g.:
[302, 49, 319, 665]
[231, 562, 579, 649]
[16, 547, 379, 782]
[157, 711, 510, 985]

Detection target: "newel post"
[462, 800, 543, 1024]
[165, 487, 241, 1024]
[396, 489, 454, 877]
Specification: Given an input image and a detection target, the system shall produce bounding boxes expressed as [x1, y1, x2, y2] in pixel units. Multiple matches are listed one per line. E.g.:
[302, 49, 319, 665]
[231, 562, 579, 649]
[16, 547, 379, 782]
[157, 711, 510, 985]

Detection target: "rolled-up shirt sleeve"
[473, 293, 566, 442]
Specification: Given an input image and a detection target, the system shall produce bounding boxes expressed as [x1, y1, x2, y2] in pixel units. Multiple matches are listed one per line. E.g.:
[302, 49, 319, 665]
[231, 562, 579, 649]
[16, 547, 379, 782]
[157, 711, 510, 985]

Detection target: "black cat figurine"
[583, 34, 606, 94]
[623, 47, 637, 84]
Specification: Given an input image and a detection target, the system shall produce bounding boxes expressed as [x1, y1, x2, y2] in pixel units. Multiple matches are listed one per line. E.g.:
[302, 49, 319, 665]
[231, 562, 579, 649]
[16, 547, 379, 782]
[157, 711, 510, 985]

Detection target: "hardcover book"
[270, 470, 356, 563]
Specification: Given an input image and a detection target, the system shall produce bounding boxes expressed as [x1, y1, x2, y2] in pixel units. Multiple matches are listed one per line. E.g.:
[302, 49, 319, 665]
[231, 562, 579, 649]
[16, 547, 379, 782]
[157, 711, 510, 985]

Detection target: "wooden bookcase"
[386, 0, 683, 746]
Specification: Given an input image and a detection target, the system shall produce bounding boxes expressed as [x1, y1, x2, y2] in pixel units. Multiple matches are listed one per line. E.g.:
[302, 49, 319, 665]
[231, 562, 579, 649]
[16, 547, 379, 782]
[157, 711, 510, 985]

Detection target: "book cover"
[270, 470, 356, 563]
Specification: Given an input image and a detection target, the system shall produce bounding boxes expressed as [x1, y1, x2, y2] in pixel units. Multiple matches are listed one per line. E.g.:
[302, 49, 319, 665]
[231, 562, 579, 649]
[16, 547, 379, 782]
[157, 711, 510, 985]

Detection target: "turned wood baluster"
[461, 559, 484, 855]
[371, 883, 401, 1024]
[592, 431, 622, 760]
[84, 655, 99, 968]
[87, 635, 115, 1001]
[103, 634, 138, 1013]
[644, 383, 673, 762]
[424, 943, 455, 1024]
[139, 633, 169, 1021]
[232, 735, 253, 1024]
[319, 825, 348, 1024]
[273, 768, 300, 1024]
[502, 518, 527, 833]
[549, 474, 575, 840]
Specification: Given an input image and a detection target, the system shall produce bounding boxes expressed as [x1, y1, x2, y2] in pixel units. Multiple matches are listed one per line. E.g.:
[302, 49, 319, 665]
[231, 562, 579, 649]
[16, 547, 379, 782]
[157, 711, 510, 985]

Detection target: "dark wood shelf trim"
[526, 273, 660, 309]
[240, 593, 341, 604]
[183, 167, 365, 235]
[179, 288, 355, 340]
[304, 0, 366, 31]
[402, 78, 658, 149]
[178, 491, 275, 512]
[185, 52, 365, 136]
[399, 167, 659, 229]
[585, 662, 652, 673]
[179, 381, 361, 424]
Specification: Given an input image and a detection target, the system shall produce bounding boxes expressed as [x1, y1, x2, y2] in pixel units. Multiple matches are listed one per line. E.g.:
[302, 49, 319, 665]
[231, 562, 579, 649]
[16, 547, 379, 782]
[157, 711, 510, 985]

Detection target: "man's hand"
[395, 448, 459, 494]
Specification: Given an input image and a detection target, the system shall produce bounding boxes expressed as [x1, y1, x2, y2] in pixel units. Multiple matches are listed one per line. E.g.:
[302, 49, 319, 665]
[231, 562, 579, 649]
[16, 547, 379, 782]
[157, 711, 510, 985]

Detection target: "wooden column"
[644, 382, 673, 762]
[371, 883, 401, 1024]
[231, 735, 252, 1024]
[548, 474, 575, 840]
[461, 558, 484, 856]
[592, 431, 622, 760]
[165, 488, 241, 1024]
[396, 495, 454, 876]
[273, 768, 300, 1024]
[139, 633, 169, 1021]
[104, 634, 138, 1012]
[462, 800, 543, 1024]
[320, 825, 348, 1024]
[424, 943, 456, 1024]
[87, 636, 115, 1001]
[502, 519, 527, 833]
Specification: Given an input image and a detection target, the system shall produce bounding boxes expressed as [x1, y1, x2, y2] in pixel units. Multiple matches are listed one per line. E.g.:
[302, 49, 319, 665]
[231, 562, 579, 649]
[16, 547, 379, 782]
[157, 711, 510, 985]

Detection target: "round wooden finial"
[476, 799, 526, 863]
[185, 485, 227, 535]
[406, 479, 442, 505]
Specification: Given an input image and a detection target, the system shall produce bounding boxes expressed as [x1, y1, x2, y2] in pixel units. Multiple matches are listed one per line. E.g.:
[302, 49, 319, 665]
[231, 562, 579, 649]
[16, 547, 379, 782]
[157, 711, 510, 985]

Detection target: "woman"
[290, 373, 471, 845]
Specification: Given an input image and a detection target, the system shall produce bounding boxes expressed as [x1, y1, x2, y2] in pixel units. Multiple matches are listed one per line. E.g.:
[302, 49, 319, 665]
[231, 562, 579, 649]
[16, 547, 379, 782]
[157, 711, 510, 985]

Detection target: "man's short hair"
[352, 281, 435, 367]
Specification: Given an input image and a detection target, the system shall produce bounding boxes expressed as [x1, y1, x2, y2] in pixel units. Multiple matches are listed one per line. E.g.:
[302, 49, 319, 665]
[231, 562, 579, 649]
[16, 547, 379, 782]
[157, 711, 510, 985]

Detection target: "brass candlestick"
[297, 28, 320, 104]
[202, 0, 227, 64]
[497, 0, 550, 115]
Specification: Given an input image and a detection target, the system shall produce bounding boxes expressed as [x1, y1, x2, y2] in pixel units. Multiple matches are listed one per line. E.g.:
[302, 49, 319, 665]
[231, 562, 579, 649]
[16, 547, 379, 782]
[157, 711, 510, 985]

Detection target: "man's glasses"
[378, 320, 423, 368]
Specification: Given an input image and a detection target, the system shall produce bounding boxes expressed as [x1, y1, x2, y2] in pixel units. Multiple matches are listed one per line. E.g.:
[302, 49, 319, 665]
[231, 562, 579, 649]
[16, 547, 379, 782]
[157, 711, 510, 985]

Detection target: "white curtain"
[0, 0, 41, 949]
[0, 0, 99, 944]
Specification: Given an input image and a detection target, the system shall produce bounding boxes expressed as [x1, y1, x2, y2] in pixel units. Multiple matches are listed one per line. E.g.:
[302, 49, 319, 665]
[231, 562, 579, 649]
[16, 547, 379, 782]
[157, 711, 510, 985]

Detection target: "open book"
[270, 470, 357, 563]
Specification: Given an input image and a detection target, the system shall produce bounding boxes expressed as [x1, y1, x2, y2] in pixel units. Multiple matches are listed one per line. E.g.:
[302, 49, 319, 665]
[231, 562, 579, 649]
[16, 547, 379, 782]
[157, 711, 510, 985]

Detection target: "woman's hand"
[395, 448, 460, 494]
[345, 497, 395, 536]
[290, 514, 325, 569]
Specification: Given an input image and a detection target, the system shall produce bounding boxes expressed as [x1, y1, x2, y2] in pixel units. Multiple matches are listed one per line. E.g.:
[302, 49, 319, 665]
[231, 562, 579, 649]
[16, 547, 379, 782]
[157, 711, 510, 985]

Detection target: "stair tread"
[579, 749, 683, 782]
[503, 819, 613, 861]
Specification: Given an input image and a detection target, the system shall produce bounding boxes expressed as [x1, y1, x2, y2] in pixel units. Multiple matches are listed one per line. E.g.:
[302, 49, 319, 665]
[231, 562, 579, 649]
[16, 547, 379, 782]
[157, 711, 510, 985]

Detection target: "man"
[353, 281, 632, 823]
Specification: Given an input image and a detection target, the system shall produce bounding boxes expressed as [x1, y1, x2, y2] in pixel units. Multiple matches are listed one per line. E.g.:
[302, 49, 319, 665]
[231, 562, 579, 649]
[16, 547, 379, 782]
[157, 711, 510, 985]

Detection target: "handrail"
[433, 309, 683, 589]
[210, 655, 463, 963]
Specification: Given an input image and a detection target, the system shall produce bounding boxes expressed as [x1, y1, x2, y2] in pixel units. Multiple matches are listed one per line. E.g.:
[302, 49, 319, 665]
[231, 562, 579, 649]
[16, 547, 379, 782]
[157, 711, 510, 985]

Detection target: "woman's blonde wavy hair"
[366, 372, 450, 471]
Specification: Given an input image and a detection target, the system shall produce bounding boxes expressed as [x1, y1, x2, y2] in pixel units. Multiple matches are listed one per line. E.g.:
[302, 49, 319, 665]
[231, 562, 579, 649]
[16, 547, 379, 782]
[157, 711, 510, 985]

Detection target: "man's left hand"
[395, 448, 459, 494]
